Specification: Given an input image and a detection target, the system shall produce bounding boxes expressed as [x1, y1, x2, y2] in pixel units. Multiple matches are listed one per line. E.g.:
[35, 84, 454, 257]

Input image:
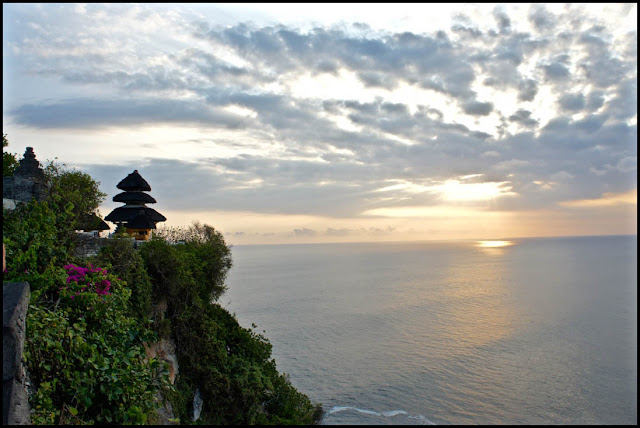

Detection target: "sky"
[2, 3, 637, 245]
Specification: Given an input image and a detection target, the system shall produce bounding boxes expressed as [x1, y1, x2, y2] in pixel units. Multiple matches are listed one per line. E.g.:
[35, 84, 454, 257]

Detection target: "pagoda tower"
[104, 170, 166, 241]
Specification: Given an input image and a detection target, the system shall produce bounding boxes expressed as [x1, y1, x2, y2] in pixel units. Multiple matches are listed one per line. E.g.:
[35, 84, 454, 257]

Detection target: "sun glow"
[477, 240, 514, 248]
[437, 180, 516, 202]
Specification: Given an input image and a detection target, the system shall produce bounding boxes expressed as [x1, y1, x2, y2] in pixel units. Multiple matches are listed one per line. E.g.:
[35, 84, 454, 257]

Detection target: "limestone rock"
[191, 388, 203, 422]
[144, 338, 179, 385]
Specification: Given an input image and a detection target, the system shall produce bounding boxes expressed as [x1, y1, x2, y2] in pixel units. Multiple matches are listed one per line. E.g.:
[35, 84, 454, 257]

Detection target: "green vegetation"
[44, 159, 107, 231]
[139, 226, 323, 424]
[2, 137, 323, 424]
[3, 133, 19, 176]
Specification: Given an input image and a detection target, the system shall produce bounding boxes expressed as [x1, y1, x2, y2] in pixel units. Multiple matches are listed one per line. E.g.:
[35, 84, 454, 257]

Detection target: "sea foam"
[327, 406, 435, 424]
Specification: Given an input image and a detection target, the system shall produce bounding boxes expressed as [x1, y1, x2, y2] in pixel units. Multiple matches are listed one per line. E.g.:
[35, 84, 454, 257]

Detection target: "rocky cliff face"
[144, 297, 180, 424]
[144, 337, 180, 425]
[144, 337, 179, 386]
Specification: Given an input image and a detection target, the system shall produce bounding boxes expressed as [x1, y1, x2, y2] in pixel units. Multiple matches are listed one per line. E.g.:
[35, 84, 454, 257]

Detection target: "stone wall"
[72, 235, 116, 259]
[3, 282, 31, 425]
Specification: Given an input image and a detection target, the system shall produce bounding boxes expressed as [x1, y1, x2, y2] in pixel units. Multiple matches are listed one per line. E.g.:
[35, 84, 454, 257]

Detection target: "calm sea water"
[220, 235, 637, 425]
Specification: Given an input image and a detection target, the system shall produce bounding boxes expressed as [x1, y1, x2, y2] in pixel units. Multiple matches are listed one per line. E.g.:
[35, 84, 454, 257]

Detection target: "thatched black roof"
[127, 211, 157, 229]
[116, 170, 151, 191]
[105, 206, 166, 223]
[76, 213, 111, 231]
[113, 191, 157, 204]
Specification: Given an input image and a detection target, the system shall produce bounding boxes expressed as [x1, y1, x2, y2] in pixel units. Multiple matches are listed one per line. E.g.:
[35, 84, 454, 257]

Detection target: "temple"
[104, 170, 166, 241]
[3, 147, 47, 207]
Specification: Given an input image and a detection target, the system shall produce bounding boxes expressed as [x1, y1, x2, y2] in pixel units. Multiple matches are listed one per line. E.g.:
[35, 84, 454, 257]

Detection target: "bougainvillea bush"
[24, 263, 170, 424]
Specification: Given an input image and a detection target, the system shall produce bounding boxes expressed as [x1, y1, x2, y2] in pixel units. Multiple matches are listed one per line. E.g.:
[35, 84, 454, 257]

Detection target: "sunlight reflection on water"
[476, 240, 514, 248]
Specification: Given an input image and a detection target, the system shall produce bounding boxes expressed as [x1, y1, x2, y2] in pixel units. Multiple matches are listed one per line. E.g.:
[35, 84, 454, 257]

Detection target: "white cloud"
[2, 3, 636, 242]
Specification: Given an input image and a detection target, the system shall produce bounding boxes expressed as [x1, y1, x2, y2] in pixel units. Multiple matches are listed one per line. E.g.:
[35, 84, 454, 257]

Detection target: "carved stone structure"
[3, 147, 47, 205]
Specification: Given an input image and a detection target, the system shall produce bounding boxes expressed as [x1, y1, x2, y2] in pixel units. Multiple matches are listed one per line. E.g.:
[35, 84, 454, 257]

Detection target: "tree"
[3, 133, 19, 176]
[44, 160, 107, 229]
[155, 221, 232, 302]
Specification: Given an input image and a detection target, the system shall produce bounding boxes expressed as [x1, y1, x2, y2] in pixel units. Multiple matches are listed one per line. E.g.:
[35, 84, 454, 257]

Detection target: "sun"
[437, 180, 516, 202]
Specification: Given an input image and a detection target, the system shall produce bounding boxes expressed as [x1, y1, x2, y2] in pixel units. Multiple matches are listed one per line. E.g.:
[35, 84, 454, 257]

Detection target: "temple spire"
[104, 170, 166, 241]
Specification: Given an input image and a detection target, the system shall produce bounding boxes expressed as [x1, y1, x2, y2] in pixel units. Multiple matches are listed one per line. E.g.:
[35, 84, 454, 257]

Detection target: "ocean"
[220, 235, 637, 425]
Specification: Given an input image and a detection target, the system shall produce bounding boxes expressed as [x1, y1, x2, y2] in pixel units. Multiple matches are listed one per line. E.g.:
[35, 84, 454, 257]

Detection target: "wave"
[327, 406, 436, 425]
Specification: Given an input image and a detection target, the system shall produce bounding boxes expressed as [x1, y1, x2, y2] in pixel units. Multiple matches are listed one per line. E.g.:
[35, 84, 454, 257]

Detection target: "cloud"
[10, 98, 252, 129]
[542, 61, 570, 81]
[461, 100, 494, 116]
[559, 189, 637, 208]
[508, 109, 538, 127]
[557, 93, 585, 112]
[528, 4, 557, 32]
[2, 3, 636, 237]
[517, 78, 538, 101]
[616, 156, 637, 173]
[493, 6, 512, 34]
[293, 228, 317, 237]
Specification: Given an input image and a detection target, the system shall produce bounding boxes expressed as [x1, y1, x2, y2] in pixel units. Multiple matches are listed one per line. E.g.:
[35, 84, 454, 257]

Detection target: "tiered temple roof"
[105, 170, 166, 232]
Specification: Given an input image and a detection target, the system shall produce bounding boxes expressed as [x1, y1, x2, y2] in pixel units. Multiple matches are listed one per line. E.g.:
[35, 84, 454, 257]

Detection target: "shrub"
[24, 264, 171, 425]
[91, 235, 153, 323]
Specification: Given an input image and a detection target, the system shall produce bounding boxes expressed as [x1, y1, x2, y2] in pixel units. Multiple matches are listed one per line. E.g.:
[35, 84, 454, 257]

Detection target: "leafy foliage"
[3, 133, 19, 176]
[155, 221, 232, 302]
[24, 265, 170, 425]
[90, 235, 153, 323]
[3, 200, 76, 303]
[43, 159, 107, 230]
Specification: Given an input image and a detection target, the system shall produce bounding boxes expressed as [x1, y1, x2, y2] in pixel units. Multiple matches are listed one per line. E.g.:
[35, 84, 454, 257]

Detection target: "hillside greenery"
[2, 143, 323, 424]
